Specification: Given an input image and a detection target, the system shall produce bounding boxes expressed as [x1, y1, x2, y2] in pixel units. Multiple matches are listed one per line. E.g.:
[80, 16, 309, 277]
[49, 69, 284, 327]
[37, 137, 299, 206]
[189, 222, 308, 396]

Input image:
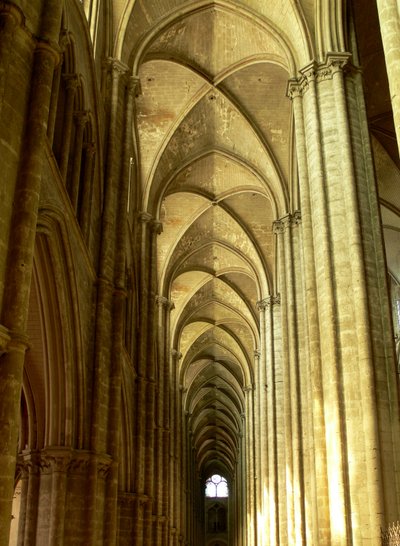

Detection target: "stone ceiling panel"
[137, 60, 205, 188]
[146, 6, 287, 79]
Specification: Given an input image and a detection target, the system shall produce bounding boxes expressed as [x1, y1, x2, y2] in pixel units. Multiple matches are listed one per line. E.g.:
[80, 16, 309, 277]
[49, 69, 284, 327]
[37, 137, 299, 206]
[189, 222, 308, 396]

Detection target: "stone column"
[287, 78, 329, 544]
[88, 58, 128, 546]
[172, 355, 183, 546]
[257, 295, 281, 546]
[47, 30, 69, 147]
[0, 6, 62, 536]
[69, 110, 89, 212]
[252, 349, 262, 546]
[155, 296, 174, 546]
[244, 385, 255, 546]
[274, 213, 306, 546]
[257, 300, 271, 546]
[286, 52, 400, 544]
[294, 59, 349, 545]
[58, 74, 79, 181]
[376, 0, 400, 155]
[41, 449, 71, 546]
[16, 452, 41, 546]
[47, 61, 63, 146]
[79, 142, 96, 238]
[103, 74, 138, 546]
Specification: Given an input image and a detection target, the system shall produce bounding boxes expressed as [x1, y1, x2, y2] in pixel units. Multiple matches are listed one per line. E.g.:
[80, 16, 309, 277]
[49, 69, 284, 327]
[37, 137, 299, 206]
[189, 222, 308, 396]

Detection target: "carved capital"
[63, 73, 79, 91]
[172, 349, 183, 360]
[137, 211, 153, 224]
[128, 75, 141, 97]
[324, 52, 352, 76]
[156, 295, 175, 311]
[104, 57, 130, 79]
[73, 110, 90, 127]
[151, 219, 163, 235]
[287, 77, 307, 100]
[17, 451, 42, 476]
[254, 349, 261, 359]
[40, 448, 73, 473]
[294, 54, 352, 95]
[97, 458, 112, 479]
[273, 212, 301, 233]
[256, 297, 270, 311]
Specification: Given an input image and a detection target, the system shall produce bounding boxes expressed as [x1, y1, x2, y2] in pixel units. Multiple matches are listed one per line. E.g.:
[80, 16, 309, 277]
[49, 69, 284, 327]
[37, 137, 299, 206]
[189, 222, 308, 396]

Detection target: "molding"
[17, 448, 112, 477]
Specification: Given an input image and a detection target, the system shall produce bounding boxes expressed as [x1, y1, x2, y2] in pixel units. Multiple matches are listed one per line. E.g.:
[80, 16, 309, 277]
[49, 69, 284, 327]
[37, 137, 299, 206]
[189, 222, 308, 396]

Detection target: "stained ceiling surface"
[129, 3, 293, 482]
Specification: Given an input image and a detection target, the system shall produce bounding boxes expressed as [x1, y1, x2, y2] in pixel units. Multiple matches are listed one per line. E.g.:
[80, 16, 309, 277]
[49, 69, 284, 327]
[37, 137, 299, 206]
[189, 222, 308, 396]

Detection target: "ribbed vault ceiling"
[133, 4, 293, 482]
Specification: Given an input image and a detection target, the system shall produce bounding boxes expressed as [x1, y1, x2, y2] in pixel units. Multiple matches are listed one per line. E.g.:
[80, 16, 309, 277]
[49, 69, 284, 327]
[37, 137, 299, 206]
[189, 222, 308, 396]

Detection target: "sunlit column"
[255, 300, 269, 546]
[253, 349, 262, 546]
[258, 295, 281, 546]
[299, 61, 349, 544]
[287, 77, 329, 544]
[273, 217, 295, 545]
[244, 385, 255, 546]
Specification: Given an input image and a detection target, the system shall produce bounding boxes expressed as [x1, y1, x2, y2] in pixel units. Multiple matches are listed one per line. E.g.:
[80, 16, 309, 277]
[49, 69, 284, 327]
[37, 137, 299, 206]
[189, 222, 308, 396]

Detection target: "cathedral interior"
[0, 0, 400, 545]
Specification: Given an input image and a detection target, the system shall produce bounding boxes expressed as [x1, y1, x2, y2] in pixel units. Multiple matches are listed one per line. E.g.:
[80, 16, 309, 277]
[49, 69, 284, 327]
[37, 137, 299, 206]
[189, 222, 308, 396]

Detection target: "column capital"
[137, 211, 153, 224]
[257, 294, 281, 310]
[73, 110, 90, 126]
[35, 39, 62, 67]
[156, 295, 175, 310]
[273, 211, 301, 233]
[17, 450, 42, 476]
[172, 349, 183, 360]
[243, 385, 254, 393]
[127, 75, 141, 97]
[62, 73, 79, 91]
[104, 57, 130, 77]
[287, 77, 307, 100]
[151, 219, 163, 235]
[288, 53, 353, 98]
[254, 349, 261, 358]
[40, 447, 73, 473]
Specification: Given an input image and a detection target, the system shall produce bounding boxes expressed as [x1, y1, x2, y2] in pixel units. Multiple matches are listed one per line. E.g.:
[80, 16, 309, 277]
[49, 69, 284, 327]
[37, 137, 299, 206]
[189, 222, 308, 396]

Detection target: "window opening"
[205, 474, 228, 498]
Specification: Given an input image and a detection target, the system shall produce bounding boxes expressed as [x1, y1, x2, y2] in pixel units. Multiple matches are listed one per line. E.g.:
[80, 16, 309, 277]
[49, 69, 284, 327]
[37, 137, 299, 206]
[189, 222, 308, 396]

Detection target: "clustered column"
[0, 2, 63, 543]
[285, 53, 400, 544]
[256, 294, 281, 546]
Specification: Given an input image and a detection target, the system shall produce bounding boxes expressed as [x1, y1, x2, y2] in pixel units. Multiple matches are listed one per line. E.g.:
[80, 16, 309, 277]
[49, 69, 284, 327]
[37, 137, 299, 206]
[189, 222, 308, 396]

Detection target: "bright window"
[205, 474, 228, 497]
